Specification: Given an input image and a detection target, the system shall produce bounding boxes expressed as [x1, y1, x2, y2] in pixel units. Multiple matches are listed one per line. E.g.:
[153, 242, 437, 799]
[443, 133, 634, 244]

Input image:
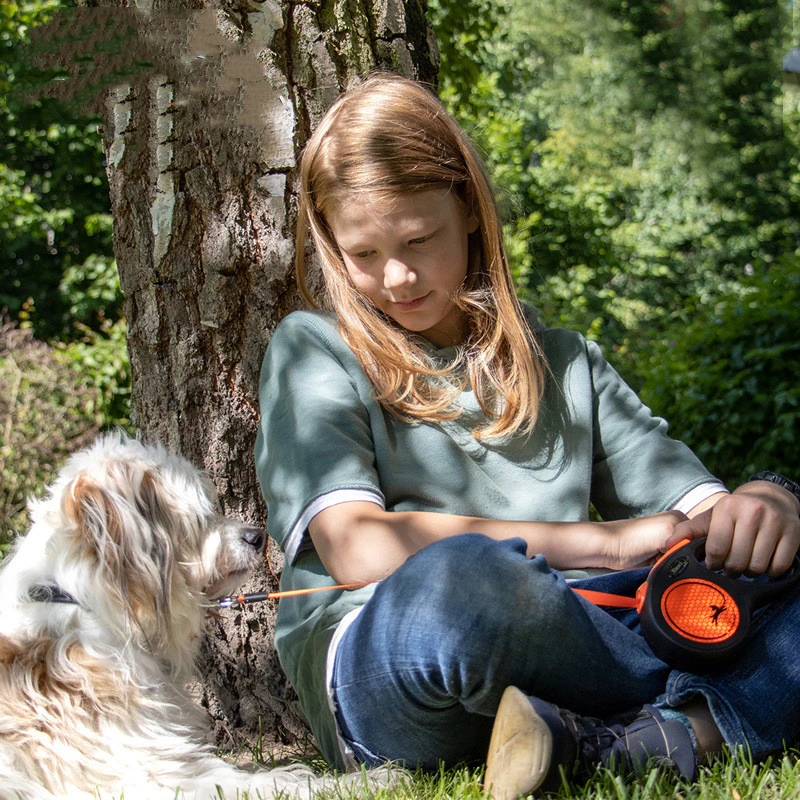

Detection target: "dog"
[0, 434, 378, 800]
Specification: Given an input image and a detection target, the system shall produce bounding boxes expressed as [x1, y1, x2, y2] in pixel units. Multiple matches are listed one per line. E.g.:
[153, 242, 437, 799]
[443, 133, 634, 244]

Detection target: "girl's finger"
[665, 512, 708, 550]
[702, 502, 737, 572]
[745, 527, 779, 577]
[769, 532, 800, 578]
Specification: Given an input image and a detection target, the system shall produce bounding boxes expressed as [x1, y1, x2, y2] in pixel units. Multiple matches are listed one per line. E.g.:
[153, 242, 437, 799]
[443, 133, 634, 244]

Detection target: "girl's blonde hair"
[295, 72, 546, 440]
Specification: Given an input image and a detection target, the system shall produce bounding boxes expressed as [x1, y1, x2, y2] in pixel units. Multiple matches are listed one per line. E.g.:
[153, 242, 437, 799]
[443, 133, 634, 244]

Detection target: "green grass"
[228, 747, 800, 800]
[95, 747, 800, 798]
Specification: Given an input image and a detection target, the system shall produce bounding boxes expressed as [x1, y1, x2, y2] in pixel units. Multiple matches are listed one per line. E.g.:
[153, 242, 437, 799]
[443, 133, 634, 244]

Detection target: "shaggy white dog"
[0, 435, 363, 800]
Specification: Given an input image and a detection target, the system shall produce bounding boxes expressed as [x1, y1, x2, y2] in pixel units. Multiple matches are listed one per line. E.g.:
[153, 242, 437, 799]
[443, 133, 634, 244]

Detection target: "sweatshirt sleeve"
[254, 312, 384, 564]
[586, 339, 720, 519]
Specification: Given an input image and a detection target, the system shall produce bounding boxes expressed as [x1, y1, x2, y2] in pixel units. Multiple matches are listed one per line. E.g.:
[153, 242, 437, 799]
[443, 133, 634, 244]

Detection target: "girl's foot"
[484, 686, 696, 799]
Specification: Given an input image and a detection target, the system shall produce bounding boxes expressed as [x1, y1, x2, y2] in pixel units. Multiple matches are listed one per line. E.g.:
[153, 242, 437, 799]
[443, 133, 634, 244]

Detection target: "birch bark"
[45, 0, 437, 750]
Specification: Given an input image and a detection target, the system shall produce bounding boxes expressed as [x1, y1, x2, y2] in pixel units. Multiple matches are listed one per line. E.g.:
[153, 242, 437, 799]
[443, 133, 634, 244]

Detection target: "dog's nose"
[241, 527, 265, 550]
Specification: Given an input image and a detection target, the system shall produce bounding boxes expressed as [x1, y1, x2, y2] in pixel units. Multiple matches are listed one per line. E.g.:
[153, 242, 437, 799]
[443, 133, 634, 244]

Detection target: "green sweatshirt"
[254, 307, 718, 768]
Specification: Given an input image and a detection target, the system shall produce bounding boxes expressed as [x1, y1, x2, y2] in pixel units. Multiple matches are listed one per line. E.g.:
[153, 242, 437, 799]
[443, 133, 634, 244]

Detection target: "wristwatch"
[746, 471, 800, 508]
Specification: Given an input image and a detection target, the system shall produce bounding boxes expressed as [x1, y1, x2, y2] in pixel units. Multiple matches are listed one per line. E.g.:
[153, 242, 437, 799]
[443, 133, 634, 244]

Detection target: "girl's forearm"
[309, 502, 684, 584]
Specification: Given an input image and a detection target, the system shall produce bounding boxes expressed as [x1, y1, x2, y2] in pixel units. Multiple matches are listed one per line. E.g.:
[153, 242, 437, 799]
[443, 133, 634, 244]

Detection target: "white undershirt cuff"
[671, 481, 728, 514]
[284, 488, 385, 564]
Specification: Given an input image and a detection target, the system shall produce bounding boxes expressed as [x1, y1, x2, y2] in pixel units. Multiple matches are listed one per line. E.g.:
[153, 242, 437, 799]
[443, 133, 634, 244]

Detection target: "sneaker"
[484, 686, 697, 799]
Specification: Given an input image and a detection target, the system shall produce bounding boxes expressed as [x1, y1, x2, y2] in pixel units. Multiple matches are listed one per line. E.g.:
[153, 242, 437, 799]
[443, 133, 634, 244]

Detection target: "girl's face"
[327, 190, 478, 347]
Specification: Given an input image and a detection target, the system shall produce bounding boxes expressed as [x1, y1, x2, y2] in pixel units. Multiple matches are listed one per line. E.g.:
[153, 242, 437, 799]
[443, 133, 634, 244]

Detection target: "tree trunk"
[39, 0, 437, 753]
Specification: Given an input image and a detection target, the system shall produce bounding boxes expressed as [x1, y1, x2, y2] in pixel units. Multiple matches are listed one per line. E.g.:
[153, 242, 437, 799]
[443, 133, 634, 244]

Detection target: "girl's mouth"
[392, 292, 430, 312]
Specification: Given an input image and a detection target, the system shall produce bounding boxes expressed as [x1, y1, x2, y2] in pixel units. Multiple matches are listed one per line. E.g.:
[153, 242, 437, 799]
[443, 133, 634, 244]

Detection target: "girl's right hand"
[601, 510, 688, 571]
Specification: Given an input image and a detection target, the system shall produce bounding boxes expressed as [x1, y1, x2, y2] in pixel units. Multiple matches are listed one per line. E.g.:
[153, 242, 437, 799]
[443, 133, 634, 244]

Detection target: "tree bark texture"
[32, 0, 437, 752]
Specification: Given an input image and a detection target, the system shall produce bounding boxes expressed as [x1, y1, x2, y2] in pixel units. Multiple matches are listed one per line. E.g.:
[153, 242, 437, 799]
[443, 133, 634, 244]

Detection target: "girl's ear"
[467, 215, 480, 234]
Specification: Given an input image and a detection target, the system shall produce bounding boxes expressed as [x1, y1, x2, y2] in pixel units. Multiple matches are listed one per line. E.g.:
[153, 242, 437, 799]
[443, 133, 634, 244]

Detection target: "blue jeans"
[331, 534, 800, 768]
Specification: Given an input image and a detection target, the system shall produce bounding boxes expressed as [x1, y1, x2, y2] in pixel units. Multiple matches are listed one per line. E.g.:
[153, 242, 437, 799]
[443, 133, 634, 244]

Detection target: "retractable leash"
[575, 537, 800, 671]
[218, 538, 800, 672]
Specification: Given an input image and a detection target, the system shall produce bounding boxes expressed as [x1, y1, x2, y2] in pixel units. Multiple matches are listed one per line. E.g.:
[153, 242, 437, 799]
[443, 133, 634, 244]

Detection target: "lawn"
[229, 746, 800, 800]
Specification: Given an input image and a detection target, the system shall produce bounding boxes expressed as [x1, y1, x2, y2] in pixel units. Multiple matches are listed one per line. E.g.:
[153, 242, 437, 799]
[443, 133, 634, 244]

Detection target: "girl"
[255, 73, 800, 797]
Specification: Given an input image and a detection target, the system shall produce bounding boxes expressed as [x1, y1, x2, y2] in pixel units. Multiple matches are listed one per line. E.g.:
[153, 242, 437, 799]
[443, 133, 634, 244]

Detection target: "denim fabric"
[331, 534, 800, 769]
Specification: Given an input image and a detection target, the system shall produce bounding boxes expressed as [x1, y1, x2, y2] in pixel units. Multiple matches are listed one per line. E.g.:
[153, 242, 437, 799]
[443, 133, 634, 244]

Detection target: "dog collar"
[28, 584, 79, 605]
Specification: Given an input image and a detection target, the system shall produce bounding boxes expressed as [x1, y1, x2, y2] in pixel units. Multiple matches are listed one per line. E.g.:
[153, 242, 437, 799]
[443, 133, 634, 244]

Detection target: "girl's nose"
[383, 258, 417, 290]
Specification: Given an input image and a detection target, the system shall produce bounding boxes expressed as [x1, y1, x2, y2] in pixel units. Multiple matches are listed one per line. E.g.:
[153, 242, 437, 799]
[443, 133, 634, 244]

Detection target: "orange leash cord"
[571, 588, 640, 608]
[217, 582, 373, 609]
[570, 539, 693, 612]
[218, 541, 691, 611]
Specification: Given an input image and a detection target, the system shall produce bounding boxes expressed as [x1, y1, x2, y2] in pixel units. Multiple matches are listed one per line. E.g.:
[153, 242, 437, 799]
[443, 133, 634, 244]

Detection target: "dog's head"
[3, 434, 263, 675]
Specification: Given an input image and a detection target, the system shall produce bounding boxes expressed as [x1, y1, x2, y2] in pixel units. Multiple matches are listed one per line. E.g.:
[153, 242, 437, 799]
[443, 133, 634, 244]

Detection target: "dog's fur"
[0, 435, 365, 800]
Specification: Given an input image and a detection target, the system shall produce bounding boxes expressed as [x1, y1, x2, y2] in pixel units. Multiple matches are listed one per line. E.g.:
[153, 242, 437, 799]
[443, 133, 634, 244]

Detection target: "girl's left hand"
[667, 481, 800, 577]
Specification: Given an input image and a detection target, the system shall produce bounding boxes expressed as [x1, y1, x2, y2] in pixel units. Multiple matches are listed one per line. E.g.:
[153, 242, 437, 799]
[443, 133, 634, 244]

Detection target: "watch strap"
[747, 471, 800, 507]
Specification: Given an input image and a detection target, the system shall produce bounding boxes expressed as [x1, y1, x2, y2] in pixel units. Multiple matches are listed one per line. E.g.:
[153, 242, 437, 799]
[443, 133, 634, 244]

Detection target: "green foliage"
[1, 1, 129, 544]
[430, 0, 800, 470]
[597, 0, 800, 268]
[426, 0, 502, 118]
[59, 214, 121, 328]
[58, 318, 131, 429]
[640, 257, 800, 487]
[0, 2, 129, 521]
[1, 0, 119, 341]
[0, 316, 105, 552]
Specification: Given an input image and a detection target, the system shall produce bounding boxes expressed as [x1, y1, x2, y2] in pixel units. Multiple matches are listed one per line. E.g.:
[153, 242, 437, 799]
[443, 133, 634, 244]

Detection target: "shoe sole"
[484, 686, 554, 800]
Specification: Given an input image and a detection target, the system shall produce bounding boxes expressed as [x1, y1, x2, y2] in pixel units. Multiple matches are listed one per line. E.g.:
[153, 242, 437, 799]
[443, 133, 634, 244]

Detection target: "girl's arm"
[309, 502, 686, 584]
[311, 483, 800, 584]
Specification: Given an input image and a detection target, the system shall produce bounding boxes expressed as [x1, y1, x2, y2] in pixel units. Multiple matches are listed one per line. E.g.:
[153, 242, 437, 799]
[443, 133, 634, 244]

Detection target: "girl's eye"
[353, 250, 374, 260]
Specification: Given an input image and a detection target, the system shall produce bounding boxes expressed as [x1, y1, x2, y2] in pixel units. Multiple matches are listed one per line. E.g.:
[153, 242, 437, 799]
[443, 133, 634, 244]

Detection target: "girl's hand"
[667, 482, 800, 577]
[601, 510, 688, 571]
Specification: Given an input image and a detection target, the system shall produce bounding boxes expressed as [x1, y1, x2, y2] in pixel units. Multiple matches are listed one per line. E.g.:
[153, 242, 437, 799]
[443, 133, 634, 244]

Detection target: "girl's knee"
[378, 533, 559, 632]
[395, 533, 531, 599]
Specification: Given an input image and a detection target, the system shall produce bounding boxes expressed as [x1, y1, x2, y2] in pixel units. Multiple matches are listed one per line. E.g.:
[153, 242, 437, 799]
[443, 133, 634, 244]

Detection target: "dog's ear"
[63, 470, 176, 642]
[64, 474, 127, 576]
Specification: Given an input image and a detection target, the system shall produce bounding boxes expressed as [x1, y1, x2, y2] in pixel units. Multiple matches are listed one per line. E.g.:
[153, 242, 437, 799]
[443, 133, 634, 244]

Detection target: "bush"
[0, 316, 108, 554]
[639, 256, 800, 487]
[58, 317, 131, 429]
